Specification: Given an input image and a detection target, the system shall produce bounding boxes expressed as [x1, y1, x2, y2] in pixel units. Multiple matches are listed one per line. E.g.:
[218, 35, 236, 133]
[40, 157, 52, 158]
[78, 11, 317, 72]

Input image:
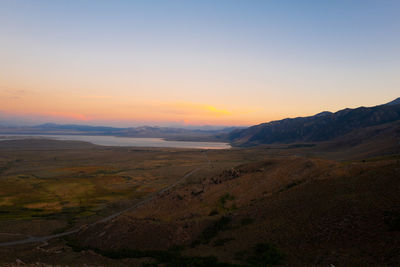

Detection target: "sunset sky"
[1, 0, 399, 127]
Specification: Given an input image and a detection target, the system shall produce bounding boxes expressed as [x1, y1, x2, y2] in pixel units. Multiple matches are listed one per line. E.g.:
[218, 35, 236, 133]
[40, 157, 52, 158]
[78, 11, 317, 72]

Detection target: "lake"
[0, 134, 231, 149]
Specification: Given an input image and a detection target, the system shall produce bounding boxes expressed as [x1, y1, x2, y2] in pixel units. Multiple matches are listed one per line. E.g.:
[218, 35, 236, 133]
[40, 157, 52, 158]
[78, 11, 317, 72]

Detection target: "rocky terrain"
[229, 98, 400, 146]
[71, 156, 400, 266]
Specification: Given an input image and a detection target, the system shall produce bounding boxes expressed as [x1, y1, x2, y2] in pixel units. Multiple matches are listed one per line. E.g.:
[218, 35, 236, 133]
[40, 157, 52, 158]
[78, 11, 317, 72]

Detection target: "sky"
[0, 0, 399, 127]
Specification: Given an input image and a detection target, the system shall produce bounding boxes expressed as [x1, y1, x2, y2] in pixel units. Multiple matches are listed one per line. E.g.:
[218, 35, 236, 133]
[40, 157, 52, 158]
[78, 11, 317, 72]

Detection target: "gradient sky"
[0, 0, 399, 127]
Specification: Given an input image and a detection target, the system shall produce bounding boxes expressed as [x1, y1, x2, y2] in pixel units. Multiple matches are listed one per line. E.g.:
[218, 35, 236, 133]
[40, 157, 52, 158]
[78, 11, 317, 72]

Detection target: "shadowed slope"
[73, 157, 400, 266]
[230, 100, 400, 146]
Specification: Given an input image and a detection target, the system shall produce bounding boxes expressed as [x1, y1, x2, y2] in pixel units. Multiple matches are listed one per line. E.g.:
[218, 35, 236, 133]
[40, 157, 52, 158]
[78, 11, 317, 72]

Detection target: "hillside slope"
[230, 100, 400, 146]
[72, 156, 400, 266]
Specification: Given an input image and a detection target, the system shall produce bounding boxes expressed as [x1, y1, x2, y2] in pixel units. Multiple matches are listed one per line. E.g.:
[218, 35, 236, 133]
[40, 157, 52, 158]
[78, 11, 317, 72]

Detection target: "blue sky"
[0, 0, 399, 126]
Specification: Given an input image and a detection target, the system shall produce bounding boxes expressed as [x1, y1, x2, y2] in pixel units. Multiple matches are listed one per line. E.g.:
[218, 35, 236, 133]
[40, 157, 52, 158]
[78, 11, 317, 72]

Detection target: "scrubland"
[0, 139, 399, 266]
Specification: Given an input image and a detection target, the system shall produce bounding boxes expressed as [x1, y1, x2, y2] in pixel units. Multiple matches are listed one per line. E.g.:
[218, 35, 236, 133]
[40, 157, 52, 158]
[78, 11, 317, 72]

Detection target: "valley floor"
[0, 139, 399, 266]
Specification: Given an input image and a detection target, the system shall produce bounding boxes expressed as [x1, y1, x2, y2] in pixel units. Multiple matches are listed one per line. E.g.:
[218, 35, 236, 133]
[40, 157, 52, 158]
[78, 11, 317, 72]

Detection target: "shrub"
[384, 211, 400, 231]
[65, 238, 241, 267]
[240, 217, 254, 226]
[201, 216, 232, 241]
[209, 209, 219, 216]
[213, 237, 235, 247]
[247, 243, 285, 266]
[235, 243, 284, 266]
[191, 216, 232, 246]
[219, 193, 235, 205]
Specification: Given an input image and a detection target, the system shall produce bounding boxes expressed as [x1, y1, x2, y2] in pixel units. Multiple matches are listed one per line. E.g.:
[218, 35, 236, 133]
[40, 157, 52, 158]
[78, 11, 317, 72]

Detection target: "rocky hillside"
[229, 99, 400, 146]
[385, 97, 400, 106]
[71, 156, 400, 266]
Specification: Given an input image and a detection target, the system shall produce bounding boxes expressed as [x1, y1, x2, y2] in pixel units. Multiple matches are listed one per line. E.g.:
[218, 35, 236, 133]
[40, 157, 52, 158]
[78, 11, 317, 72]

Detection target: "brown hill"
[73, 156, 400, 266]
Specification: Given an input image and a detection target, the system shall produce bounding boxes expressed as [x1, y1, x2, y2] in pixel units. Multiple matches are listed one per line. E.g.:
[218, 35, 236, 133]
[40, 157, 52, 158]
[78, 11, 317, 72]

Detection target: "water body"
[0, 134, 231, 149]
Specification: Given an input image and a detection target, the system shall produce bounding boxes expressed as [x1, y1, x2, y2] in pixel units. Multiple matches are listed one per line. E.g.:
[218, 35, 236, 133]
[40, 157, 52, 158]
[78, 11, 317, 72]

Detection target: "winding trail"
[0, 151, 211, 247]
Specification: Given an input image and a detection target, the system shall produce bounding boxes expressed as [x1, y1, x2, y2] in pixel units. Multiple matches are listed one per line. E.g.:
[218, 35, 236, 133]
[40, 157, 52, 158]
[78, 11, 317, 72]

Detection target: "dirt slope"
[74, 156, 400, 266]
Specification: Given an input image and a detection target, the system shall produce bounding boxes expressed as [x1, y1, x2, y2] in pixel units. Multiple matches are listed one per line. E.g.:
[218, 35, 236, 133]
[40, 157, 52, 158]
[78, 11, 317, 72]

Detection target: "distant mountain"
[36, 123, 122, 133]
[0, 123, 236, 142]
[229, 98, 400, 146]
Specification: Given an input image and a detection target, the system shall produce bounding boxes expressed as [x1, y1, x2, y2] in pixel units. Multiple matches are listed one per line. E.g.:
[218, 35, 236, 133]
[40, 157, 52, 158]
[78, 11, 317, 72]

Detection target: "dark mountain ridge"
[229, 98, 400, 146]
[385, 97, 400, 106]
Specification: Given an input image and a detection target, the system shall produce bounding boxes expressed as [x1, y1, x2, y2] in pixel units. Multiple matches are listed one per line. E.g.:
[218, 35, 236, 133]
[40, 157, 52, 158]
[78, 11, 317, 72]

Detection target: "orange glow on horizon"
[0, 89, 265, 126]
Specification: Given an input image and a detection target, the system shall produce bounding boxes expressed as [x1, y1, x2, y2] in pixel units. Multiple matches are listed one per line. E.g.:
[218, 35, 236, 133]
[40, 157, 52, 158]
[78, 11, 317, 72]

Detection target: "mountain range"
[229, 97, 400, 146]
[1, 98, 399, 146]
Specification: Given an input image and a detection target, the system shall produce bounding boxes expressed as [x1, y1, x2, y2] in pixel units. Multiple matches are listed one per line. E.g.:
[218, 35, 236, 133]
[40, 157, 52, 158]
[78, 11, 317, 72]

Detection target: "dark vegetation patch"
[213, 237, 235, 247]
[0, 204, 96, 221]
[361, 154, 400, 162]
[191, 216, 232, 247]
[95, 169, 124, 175]
[52, 217, 77, 234]
[31, 212, 57, 218]
[240, 217, 254, 226]
[209, 209, 219, 216]
[211, 169, 241, 184]
[285, 144, 316, 149]
[235, 243, 285, 266]
[384, 210, 400, 231]
[216, 193, 237, 213]
[234, 160, 276, 173]
[219, 193, 235, 205]
[122, 175, 132, 181]
[34, 206, 93, 219]
[278, 180, 303, 192]
[0, 161, 13, 174]
[209, 160, 278, 185]
[65, 237, 242, 267]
